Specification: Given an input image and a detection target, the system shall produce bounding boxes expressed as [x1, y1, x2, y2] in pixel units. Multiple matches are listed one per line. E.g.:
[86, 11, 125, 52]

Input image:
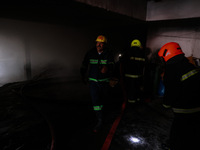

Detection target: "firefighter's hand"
[101, 65, 108, 74]
[109, 78, 119, 87]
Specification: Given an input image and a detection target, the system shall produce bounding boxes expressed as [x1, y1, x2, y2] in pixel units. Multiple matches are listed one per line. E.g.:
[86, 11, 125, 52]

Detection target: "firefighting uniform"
[163, 55, 200, 150]
[80, 47, 114, 121]
[121, 46, 145, 103]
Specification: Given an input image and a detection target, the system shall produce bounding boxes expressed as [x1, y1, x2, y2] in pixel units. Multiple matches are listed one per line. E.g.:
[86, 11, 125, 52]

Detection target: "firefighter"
[80, 35, 115, 132]
[158, 42, 200, 150]
[120, 39, 145, 103]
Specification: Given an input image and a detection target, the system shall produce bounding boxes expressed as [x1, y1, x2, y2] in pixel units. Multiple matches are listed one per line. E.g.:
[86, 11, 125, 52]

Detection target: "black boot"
[93, 111, 103, 132]
[93, 118, 103, 132]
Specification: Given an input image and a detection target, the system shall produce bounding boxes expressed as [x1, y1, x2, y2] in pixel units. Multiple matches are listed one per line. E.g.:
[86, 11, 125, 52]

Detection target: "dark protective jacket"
[163, 55, 200, 113]
[80, 47, 114, 82]
[121, 46, 145, 78]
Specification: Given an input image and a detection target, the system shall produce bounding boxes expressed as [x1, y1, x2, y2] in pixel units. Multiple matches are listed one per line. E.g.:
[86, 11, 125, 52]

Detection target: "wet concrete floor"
[109, 100, 173, 150]
[0, 78, 173, 150]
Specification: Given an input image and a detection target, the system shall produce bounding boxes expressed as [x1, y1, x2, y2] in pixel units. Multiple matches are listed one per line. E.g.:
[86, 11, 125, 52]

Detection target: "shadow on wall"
[31, 62, 80, 82]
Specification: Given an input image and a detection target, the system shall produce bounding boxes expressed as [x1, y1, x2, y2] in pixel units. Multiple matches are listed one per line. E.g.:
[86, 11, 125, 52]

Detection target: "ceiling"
[0, 1, 145, 27]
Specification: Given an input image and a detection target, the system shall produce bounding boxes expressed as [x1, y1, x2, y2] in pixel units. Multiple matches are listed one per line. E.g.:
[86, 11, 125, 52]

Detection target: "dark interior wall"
[0, 9, 147, 86]
[3, 0, 200, 86]
[0, 19, 97, 85]
[0, 19, 26, 85]
[29, 19, 146, 78]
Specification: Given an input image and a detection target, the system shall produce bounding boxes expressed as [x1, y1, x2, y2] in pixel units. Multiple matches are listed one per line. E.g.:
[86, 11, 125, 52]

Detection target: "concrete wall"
[146, 0, 200, 59]
[6, 0, 200, 86]
[146, 20, 200, 59]
[0, 18, 146, 86]
[0, 18, 96, 86]
[147, 0, 200, 21]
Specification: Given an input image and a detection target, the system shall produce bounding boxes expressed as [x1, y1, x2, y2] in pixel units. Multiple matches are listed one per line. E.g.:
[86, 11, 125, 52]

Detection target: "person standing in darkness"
[158, 42, 200, 150]
[80, 35, 115, 132]
[120, 39, 145, 104]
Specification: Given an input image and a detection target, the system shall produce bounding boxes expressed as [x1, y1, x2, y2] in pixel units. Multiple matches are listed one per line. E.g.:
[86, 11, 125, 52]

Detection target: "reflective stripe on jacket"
[121, 46, 145, 77]
[89, 78, 109, 82]
[90, 59, 111, 65]
[173, 107, 200, 114]
[125, 74, 142, 78]
[93, 105, 103, 111]
[181, 69, 199, 81]
[81, 48, 114, 82]
[130, 57, 145, 61]
[164, 105, 200, 114]
[163, 57, 200, 114]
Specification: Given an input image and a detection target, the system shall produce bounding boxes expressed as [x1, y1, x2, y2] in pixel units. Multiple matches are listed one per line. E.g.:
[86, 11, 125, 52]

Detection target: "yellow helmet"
[96, 35, 107, 43]
[131, 39, 142, 48]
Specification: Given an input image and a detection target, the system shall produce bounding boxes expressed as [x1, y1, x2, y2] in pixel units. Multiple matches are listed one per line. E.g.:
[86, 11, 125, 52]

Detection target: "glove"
[101, 65, 108, 74]
[109, 77, 119, 87]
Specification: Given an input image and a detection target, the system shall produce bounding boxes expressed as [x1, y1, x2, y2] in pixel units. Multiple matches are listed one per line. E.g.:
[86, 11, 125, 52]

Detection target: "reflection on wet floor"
[109, 100, 174, 150]
[0, 78, 174, 150]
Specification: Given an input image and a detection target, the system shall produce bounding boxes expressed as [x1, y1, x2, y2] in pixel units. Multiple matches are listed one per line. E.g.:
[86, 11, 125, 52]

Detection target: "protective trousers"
[89, 81, 109, 120]
[125, 77, 142, 103]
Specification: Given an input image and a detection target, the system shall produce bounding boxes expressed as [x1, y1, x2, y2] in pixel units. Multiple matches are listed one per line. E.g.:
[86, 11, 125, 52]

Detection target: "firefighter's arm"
[109, 77, 119, 87]
[162, 76, 172, 109]
[162, 73, 178, 109]
[108, 62, 119, 87]
[108, 53, 119, 87]
[101, 65, 108, 74]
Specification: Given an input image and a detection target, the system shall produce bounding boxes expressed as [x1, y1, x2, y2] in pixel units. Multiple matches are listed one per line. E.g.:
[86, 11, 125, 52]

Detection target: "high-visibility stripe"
[100, 60, 107, 64]
[130, 57, 145, 61]
[90, 59, 98, 64]
[163, 104, 171, 109]
[125, 74, 142, 78]
[89, 59, 109, 64]
[128, 99, 136, 103]
[89, 78, 109, 82]
[172, 107, 200, 114]
[93, 105, 103, 111]
[181, 69, 199, 81]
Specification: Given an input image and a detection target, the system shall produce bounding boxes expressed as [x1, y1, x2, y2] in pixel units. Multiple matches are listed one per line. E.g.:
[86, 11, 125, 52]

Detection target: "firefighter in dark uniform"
[120, 39, 145, 103]
[158, 42, 200, 150]
[80, 35, 115, 132]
